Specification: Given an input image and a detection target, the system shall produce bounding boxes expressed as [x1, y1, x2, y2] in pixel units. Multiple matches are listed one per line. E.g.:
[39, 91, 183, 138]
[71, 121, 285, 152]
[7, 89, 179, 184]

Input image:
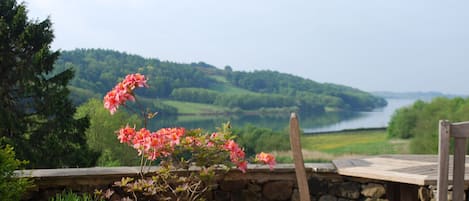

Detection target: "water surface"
[151, 98, 416, 133]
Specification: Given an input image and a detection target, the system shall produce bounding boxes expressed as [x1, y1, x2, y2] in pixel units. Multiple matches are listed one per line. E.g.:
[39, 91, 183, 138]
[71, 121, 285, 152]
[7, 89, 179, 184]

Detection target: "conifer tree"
[0, 0, 98, 168]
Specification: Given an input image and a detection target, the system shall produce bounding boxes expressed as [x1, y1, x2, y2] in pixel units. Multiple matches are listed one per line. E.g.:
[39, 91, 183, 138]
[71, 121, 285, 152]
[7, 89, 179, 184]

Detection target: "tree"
[76, 99, 140, 166]
[0, 0, 98, 168]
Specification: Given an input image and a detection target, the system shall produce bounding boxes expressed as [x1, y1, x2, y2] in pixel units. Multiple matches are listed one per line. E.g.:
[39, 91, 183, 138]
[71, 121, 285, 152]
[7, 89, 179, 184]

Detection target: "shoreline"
[304, 127, 387, 135]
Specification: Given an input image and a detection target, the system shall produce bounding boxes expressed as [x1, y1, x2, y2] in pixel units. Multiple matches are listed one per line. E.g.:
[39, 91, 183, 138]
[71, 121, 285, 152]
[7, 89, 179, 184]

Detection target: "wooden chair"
[437, 120, 469, 201]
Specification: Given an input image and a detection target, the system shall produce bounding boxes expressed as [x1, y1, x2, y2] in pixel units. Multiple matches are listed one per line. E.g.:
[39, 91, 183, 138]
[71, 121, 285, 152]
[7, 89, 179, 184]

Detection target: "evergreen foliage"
[0, 0, 98, 168]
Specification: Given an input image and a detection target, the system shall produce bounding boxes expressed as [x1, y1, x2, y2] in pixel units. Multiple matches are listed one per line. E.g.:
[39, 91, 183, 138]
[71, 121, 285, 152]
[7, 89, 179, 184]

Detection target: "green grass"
[273, 129, 410, 163]
[208, 76, 256, 95]
[162, 100, 228, 114]
[209, 75, 229, 83]
[301, 130, 410, 155]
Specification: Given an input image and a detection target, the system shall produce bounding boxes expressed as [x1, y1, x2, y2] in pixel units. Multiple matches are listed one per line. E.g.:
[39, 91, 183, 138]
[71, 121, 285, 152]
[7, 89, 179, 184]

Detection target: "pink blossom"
[117, 125, 136, 144]
[132, 128, 151, 153]
[123, 73, 148, 89]
[223, 139, 247, 170]
[210, 132, 219, 139]
[256, 152, 276, 170]
[237, 161, 248, 173]
[103, 73, 147, 114]
[103, 89, 120, 114]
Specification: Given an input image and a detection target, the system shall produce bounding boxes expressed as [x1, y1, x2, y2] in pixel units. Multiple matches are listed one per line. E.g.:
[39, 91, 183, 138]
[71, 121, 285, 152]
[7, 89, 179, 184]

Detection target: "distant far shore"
[304, 127, 387, 135]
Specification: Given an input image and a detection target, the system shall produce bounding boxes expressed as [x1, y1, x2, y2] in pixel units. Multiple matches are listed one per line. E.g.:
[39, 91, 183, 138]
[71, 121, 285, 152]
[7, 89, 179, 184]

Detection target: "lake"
[152, 98, 417, 133]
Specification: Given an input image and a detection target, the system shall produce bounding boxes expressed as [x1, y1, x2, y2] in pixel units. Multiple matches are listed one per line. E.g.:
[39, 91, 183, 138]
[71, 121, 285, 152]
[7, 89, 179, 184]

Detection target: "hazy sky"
[22, 0, 469, 94]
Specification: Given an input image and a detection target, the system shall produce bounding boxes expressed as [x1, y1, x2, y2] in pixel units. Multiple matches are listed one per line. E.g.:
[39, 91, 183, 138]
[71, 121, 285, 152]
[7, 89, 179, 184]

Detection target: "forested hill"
[54, 49, 387, 114]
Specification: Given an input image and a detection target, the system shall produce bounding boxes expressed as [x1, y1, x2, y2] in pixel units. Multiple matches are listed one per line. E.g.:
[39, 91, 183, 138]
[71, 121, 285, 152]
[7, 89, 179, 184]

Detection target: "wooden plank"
[336, 165, 430, 185]
[438, 120, 451, 201]
[289, 113, 311, 201]
[452, 137, 467, 201]
[334, 154, 469, 187]
[450, 121, 469, 138]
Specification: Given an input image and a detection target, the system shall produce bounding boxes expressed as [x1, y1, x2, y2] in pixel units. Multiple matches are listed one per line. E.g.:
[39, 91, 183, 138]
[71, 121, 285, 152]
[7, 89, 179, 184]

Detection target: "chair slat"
[450, 122, 469, 138]
[453, 137, 467, 201]
[437, 120, 451, 201]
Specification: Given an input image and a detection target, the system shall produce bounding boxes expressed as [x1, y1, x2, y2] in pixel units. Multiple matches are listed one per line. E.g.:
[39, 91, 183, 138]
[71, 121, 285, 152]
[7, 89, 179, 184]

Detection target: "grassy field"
[208, 75, 257, 95]
[162, 100, 229, 114]
[274, 129, 410, 163]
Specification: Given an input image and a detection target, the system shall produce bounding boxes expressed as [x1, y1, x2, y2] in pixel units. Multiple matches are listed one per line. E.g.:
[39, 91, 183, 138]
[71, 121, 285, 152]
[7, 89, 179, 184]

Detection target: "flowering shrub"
[98, 73, 276, 201]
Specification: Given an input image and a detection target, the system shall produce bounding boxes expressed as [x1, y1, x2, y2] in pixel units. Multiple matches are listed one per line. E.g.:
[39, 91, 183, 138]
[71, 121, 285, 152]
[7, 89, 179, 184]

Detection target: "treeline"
[54, 49, 216, 99]
[54, 49, 387, 114]
[227, 70, 387, 111]
[171, 88, 323, 113]
[388, 97, 469, 153]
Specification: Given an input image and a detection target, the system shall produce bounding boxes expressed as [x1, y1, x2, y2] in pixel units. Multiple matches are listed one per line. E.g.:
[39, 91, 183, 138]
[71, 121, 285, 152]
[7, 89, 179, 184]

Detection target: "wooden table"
[333, 155, 469, 201]
[333, 155, 469, 186]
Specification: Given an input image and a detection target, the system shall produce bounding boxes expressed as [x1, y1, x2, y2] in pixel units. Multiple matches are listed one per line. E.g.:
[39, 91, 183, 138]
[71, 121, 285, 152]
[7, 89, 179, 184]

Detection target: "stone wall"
[19, 163, 426, 201]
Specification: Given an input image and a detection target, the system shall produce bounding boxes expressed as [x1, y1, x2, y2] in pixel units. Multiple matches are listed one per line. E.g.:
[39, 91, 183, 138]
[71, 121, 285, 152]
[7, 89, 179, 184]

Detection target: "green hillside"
[54, 49, 386, 114]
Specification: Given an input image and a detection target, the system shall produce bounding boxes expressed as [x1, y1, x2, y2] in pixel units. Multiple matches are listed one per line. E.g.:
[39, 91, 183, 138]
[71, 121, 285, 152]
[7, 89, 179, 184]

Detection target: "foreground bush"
[0, 144, 33, 201]
[95, 73, 276, 200]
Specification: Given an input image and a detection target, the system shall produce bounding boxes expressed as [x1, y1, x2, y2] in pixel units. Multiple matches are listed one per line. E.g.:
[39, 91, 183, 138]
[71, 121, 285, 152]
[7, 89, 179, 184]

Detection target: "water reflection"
[149, 99, 415, 133]
[149, 110, 361, 133]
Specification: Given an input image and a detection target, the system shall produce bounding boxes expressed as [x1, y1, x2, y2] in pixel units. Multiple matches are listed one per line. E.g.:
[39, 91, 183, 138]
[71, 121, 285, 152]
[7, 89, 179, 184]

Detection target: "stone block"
[363, 198, 389, 201]
[331, 182, 360, 199]
[242, 189, 262, 201]
[309, 177, 329, 196]
[361, 183, 386, 198]
[418, 186, 432, 201]
[291, 189, 300, 201]
[248, 182, 262, 192]
[220, 180, 247, 192]
[263, 181, 293, 201]
[319, 195, 338, 201]
[214, 190, 231, 201]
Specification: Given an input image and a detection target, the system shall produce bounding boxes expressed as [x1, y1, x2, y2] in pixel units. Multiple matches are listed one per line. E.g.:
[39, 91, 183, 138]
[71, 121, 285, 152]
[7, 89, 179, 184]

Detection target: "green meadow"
[274, 129, 410, 163]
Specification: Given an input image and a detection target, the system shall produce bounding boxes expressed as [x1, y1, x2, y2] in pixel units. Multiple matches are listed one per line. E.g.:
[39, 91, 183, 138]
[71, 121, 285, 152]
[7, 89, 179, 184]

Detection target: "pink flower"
[223, 139, 247, 170]
[155, 127, 185, 147]
[206, 132, 220, 147]
[129, 127, 186, 161]
[117, 125, 136, 144]
[210, 132, 219, 139]
[237, 161, 248, 173]
[123, 73, 148, 89]
[132, 128, 151, 153]
[103, 73, 147, 114]
[104, 89, 120, 114]
[184, 136, 202, 146]
[256, 152, 276, 170]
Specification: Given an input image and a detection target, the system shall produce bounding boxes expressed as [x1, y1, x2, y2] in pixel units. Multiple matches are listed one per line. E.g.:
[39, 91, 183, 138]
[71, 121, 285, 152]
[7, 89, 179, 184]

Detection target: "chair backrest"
[437, 120, 469, 201]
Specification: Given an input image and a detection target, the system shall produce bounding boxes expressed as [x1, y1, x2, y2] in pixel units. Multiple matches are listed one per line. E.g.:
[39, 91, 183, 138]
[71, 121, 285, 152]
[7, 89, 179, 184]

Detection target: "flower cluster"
[256, 152, 276, 170]
[118, 126, 185, 161]
[104, 73, 148, 114]
[223, 140, 247, 172]
[101, 73, 276, 200]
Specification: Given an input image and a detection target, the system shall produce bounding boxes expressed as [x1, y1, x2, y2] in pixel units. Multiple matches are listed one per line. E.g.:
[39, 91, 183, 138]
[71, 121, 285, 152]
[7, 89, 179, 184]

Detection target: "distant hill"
[54, 49, 387, 115]
[372, 91, 462, 101]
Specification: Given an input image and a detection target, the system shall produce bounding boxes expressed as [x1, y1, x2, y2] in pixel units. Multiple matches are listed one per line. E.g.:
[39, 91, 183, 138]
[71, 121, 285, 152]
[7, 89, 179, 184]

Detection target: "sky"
[22, 0, 469, 95]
